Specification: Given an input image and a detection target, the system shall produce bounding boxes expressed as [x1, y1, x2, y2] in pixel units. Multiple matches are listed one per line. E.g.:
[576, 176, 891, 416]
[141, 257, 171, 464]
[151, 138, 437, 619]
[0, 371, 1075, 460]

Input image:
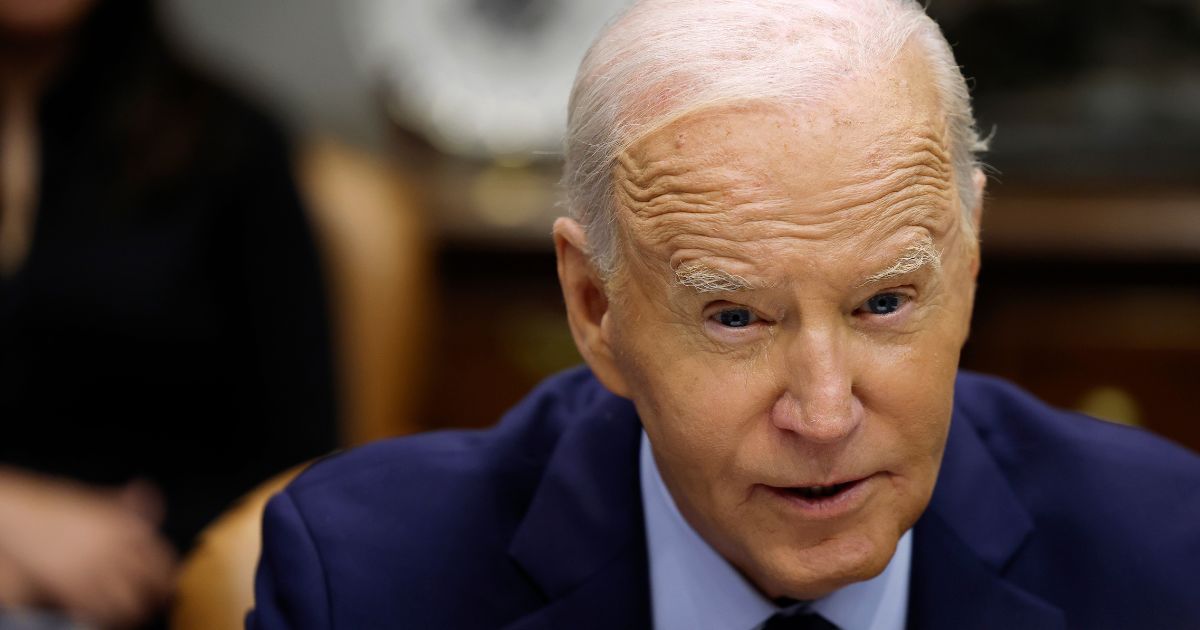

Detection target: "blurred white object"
[162, 0, 386, 150]
[357, 0, 629, 159]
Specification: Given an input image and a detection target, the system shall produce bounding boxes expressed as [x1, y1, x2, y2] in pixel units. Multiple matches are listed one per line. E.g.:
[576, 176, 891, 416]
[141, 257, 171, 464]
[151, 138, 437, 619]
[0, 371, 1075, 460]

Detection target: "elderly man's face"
[556, 46, 982, 599]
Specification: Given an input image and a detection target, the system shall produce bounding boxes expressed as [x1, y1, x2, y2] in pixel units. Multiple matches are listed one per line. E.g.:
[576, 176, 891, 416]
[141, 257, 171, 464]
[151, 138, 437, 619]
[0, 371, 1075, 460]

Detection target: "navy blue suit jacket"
[248, 368, 1200, 629]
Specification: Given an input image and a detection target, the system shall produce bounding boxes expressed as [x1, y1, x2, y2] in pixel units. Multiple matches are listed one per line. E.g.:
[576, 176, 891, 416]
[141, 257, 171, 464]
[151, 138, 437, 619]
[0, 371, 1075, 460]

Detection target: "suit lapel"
[908, 397, 1065, 629]
[505, 391, 652, 630]
[503, 542, 651, 630]
[504, 373, 1068, 630]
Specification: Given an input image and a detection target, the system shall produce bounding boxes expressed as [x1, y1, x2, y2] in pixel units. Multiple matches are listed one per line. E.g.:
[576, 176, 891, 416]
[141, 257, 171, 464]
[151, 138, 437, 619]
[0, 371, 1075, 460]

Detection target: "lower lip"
[762, 475, 876, 519]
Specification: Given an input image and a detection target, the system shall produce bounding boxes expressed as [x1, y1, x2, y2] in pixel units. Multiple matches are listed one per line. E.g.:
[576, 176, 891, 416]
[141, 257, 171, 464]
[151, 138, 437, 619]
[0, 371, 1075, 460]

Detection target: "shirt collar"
[640, 431, 911, 630]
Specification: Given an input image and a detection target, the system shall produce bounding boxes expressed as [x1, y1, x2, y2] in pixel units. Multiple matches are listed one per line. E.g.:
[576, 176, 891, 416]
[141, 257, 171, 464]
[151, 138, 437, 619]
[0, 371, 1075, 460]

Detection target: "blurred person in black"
[0, 0, 338, 626]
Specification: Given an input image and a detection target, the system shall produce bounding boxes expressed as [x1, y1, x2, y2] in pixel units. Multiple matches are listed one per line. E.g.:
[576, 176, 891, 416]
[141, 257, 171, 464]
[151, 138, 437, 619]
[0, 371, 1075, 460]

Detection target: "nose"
[770, 325, 864, 443]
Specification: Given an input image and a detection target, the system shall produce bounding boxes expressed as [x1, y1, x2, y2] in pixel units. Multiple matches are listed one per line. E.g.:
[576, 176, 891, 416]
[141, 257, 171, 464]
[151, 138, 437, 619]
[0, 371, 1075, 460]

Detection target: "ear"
[968, 167, 987, 280]
[553, 218, 631, 398]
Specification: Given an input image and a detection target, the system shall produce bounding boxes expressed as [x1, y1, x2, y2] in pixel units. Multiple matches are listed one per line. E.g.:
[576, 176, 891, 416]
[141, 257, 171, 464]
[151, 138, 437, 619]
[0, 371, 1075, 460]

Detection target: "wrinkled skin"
[555, 43, 986, 600]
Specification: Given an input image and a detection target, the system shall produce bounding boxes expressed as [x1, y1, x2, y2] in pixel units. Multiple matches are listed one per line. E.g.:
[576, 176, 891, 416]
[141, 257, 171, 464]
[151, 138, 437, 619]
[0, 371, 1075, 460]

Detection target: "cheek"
[612, 317, 776, 467]
[853, 346, 955, 507]
[853, 304, 962, 465]
[876, 372, 952, 457]
[626, 348, 770, 450]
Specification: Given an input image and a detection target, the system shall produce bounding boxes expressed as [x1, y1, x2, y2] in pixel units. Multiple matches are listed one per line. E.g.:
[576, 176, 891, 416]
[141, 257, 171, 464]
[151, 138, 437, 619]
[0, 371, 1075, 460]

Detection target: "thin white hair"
[562, 0, 988, 278]
[675, 262, 754, 293]
[860, 238, 942, 286]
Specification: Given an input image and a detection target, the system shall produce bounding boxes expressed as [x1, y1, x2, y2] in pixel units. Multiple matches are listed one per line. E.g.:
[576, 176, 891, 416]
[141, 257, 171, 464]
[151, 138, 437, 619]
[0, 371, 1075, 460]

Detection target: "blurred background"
[0, 0, 1196, 627]
[199, 0, 1195, 448]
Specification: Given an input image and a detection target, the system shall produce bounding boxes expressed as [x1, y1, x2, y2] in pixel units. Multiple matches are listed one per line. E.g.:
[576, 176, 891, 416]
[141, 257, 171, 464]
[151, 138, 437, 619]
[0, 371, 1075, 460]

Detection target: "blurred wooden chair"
[170, 465, 303, 630]
[170, 138, 430, 629]
[299, 136, 431, 446]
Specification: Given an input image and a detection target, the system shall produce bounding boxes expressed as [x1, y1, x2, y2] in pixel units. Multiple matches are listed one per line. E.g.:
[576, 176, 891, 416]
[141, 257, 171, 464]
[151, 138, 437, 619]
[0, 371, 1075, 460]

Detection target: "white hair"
[562, 0, 988, 278]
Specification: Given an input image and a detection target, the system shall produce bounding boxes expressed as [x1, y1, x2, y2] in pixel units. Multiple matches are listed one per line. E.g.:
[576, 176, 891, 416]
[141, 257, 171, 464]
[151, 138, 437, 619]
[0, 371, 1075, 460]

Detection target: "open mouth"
[763, 475, 876, 517]
[782, 481, 857, 500]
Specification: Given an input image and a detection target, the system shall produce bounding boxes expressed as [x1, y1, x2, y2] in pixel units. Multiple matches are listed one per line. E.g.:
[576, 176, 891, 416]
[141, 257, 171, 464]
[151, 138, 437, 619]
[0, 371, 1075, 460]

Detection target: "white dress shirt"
[640, 432, 912, 630]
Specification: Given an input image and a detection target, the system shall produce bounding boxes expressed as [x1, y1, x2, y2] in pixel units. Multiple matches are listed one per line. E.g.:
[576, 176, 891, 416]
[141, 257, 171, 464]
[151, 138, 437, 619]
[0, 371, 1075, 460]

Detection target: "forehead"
[613, 46, 958, 282]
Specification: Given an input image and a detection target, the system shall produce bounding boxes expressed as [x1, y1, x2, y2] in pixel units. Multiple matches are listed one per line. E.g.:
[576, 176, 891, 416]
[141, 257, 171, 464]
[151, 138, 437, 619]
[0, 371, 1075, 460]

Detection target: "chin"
[752, 527, 898, 600]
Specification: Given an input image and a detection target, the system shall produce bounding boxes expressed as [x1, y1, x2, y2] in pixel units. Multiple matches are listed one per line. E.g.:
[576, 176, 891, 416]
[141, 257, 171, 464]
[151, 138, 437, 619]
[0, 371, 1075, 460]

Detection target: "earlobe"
[552, 218, 631, 398]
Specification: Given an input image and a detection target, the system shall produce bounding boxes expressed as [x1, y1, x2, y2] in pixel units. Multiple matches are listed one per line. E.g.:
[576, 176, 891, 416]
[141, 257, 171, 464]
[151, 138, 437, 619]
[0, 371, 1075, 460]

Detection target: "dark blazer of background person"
[248, 367, 1200, 630]
[0, 0, 338, 552]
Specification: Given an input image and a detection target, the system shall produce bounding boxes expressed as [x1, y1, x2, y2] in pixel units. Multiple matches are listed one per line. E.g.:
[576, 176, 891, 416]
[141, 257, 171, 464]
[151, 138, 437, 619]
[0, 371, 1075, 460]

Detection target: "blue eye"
[714, 308, 758, 328]
[863, 293, 904, 315]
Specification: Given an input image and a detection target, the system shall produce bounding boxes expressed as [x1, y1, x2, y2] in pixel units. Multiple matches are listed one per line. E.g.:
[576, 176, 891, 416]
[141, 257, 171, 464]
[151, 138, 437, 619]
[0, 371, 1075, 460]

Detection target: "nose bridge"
[772, 320, 862, 442]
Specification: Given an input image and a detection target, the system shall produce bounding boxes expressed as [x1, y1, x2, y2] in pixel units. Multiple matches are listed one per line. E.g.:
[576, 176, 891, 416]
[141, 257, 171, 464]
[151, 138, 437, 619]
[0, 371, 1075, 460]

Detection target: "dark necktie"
[759, 609, 841, 630]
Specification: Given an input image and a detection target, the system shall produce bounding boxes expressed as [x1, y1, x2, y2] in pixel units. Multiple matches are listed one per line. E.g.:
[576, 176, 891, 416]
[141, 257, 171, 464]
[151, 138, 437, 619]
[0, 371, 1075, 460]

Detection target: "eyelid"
[704, 302, 770, 320]
[862, 285, 916, 301]
[702, 300, 742, 315]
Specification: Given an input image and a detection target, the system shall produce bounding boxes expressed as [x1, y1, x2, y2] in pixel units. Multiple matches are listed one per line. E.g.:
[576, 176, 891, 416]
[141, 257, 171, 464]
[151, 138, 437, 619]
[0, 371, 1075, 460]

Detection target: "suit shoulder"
[255, 367, 628, 624]
[272, 365, 614, 559]
[954, 371, 1200, 486]
[258, 367, 616, 622]
[286, 365, 610, 499]
[954, 372, 1200, 621]
[955, 371, 1200, 564]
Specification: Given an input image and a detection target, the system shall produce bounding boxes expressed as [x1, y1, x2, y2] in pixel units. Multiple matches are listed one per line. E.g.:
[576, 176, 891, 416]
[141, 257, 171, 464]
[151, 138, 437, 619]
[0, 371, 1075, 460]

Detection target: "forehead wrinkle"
[628, 211, 745, 254]
[647, 189, 946, 258]
[617, 179, 725, 219]
[615, 112, 959, 283]
[866, 126, 953, 175]
[628, 176, 955, 282]
[617, 182, 793, 256]
[616, 153, 722, 207]
[814, 147, 955, 222]
[653, 219, 820, 258]
[614, 141, 779, 214]
[630, 127, 955, 252]
[616, 149, 696, 188]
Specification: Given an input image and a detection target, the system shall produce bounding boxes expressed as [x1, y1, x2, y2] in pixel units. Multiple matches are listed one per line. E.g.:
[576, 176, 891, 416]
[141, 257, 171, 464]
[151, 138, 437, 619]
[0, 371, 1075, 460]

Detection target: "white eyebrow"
[674, 262, 755, 293]
[859, 239, 942, 286]
[674, 240, 940, 294]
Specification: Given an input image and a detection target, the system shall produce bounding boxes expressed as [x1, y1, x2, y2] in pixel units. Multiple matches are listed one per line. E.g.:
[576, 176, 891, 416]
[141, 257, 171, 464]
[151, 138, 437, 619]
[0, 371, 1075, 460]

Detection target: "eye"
[861, 292, 906, 315]
[713, 307, 759, 328]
